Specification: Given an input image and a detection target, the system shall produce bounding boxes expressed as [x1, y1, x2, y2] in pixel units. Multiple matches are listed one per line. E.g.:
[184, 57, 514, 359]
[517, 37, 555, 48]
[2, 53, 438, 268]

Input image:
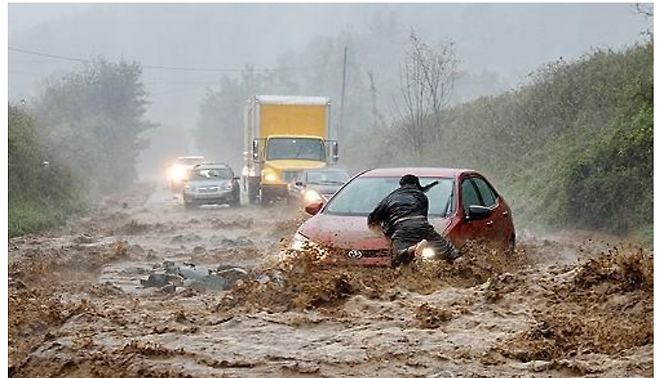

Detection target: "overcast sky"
[8, 3, 653, 170]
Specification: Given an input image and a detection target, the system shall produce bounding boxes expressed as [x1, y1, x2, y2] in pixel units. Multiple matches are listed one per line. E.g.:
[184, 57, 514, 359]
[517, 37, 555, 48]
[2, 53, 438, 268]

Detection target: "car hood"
[297, 214, 451, 250]
[188, 179, 230, 188]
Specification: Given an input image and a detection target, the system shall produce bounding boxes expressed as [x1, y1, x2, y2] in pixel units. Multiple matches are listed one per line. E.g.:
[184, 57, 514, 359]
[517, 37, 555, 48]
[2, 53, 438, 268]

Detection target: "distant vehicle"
[168, 156, 205, 192]
[292, 167, 515, 267]
[242, 95, 339, 206]
[288, 167, 351, 206]
[182, 163, 240, 209]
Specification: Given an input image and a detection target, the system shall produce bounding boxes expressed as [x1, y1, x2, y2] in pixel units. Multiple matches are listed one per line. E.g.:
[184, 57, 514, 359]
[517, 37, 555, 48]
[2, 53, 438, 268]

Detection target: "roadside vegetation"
[367, 38, 653, 239]
[431, 40, 653, 239]
[8, 105, 81, 236]
[8, 60, 154, 237]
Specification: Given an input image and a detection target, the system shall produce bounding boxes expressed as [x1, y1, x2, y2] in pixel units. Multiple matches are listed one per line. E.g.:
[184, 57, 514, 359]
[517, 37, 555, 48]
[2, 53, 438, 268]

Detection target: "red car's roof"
[358, 167, 476, 179]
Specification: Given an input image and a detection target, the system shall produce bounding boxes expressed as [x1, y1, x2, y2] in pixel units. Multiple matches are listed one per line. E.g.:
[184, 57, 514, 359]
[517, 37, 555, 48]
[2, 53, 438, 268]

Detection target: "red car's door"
[450, 175, 510, 250]
[470, 176, 510, 250]
[450, 176, 491, 247]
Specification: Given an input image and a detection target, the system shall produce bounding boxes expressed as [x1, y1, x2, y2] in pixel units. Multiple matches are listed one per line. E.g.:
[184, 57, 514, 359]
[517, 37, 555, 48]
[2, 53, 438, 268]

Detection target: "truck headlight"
[264, 172, 278, 182]
[303, 189, 323, 203]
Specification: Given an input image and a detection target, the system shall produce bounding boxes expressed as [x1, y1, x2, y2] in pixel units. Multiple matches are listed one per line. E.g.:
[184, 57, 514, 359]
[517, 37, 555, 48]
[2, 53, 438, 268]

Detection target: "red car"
[292, 167, 515, 267]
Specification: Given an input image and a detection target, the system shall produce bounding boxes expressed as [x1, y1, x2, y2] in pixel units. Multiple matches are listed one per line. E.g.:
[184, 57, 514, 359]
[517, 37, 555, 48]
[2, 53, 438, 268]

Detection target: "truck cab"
[254, 135, 331, 203]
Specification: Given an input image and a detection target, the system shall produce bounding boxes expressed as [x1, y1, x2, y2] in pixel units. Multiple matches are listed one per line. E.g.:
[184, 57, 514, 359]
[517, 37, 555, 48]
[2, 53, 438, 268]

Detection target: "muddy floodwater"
[8, 184, 653, 377]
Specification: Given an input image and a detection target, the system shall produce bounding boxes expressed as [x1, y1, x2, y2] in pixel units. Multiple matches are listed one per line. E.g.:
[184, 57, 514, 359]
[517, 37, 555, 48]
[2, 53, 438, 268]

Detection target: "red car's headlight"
[291, 233, 310, 250]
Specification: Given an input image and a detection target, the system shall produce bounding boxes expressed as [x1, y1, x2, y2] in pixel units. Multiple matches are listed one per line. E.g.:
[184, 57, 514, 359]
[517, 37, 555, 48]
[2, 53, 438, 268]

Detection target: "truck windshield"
[266, 138, 325, 161]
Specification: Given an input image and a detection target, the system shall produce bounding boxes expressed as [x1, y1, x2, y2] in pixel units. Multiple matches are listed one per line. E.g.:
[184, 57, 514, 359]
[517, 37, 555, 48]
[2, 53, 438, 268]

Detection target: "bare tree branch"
[396, 29, 458, 160]
[631, 3, 653, 17]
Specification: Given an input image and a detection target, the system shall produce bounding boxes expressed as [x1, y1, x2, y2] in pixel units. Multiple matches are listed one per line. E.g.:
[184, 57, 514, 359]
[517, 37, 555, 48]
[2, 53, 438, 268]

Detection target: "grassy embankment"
[435, 41, 653, 242]
[8, 105, 81, 237]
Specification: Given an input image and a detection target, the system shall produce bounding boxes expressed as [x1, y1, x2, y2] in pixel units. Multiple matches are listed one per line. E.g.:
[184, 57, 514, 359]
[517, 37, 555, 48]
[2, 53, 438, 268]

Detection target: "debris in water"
[415, 302, 453, 328]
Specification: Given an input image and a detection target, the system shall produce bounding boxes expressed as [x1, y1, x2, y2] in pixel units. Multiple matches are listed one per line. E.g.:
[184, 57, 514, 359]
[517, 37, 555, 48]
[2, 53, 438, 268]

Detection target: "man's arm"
[421, 180, 439, 193]
[367, 197, 388, 227]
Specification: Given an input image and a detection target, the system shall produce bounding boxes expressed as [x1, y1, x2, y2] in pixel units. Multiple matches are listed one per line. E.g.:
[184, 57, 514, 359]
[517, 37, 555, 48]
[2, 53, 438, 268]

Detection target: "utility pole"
[338, 46, 348, 141]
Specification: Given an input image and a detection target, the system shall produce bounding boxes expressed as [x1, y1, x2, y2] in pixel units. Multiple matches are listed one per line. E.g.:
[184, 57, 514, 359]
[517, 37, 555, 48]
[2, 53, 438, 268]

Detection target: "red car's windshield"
[307, 170, 350, 185]
[325, 177, 455, 217]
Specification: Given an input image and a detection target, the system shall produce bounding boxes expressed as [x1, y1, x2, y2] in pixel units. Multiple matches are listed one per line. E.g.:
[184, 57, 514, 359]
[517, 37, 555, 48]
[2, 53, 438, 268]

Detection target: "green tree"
[34, 59, 155, 197]
[8, 104, 80, 236]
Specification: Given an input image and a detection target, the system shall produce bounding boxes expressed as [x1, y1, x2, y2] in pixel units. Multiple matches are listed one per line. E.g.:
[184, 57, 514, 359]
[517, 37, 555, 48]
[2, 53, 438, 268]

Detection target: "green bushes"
[494, 42, 652, 237]
[509, 43, 654, 236]
[363, 40, 653, 238]
[34, 60, 154, 198]
[9, 59, 153, 237]
[8, 105, 81, 237]
[562, 106, 653, 233]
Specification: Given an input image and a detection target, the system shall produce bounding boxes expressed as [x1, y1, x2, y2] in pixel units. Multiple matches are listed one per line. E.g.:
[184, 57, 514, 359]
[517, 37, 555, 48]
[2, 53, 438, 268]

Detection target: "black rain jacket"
[367, 185, 429, 237]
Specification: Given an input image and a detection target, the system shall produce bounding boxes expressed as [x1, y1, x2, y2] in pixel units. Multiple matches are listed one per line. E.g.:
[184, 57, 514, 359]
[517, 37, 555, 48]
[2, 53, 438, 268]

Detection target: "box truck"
[242, 95, 338, 205]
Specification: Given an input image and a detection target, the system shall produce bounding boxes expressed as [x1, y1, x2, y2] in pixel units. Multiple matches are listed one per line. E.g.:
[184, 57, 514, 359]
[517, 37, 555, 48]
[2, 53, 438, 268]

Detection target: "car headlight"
[303, 189, 323, 203]
[222, 181, 233, 190]
[420, 247, 436, 260]
[168, 165, 187, 182]
[286, 232, 330, 262]
[184, 184, 192, 191]
[264, 172, 278, 182]
[291, 233, 309, 250]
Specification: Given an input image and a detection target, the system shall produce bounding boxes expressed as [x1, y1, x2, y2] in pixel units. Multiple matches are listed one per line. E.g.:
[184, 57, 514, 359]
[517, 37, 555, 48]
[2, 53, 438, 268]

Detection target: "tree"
[632, 3, 653, 17]
[396, 30, 458, 160]
[193, 67, 266, 169]
[367, 71, 386, 130]
[34, 59, 155, 197]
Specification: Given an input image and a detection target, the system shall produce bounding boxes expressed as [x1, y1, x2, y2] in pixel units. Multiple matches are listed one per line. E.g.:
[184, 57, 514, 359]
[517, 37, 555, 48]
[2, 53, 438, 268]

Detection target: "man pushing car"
[367, 174, 462, 266]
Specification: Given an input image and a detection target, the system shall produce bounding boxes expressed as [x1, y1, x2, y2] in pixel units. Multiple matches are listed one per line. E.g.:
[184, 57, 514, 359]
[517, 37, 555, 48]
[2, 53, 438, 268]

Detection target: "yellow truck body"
[242, 95, 337, 205]
[259, 104, 328, 139]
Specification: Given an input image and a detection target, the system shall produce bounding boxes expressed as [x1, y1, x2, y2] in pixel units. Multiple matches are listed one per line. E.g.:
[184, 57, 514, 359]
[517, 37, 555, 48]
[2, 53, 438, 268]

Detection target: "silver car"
[182, 163, 240, 209]
[288, 167, 351, 206]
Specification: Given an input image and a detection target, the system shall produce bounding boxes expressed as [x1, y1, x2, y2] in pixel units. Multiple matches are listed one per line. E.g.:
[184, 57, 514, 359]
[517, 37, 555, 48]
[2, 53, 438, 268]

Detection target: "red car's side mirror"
[305, 201, 323, 216]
